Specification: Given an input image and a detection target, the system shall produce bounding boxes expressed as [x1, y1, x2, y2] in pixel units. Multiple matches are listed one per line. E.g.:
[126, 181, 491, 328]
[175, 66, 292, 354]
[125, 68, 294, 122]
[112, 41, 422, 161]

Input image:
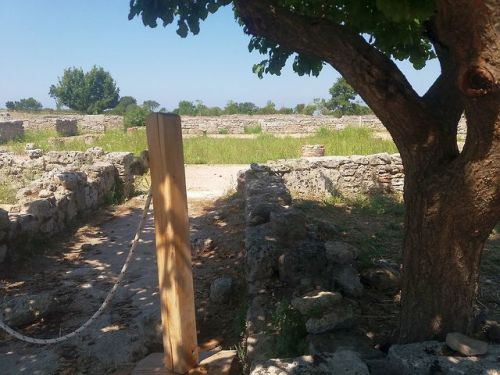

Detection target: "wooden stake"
[146, 113, 198, 374]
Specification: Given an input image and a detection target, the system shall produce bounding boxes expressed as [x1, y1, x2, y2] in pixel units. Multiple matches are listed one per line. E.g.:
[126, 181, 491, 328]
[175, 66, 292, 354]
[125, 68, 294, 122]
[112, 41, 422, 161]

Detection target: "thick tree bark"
[234, 0, 500, 342]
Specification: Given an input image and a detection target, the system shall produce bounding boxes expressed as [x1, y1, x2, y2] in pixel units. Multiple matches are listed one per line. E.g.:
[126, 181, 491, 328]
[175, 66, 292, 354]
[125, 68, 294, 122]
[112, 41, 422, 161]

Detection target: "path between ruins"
[0, 164, 249, 375]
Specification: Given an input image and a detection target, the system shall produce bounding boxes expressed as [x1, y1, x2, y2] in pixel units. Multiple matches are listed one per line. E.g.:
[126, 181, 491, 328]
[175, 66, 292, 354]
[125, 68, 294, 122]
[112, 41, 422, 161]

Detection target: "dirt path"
[0, 165, 248, 375]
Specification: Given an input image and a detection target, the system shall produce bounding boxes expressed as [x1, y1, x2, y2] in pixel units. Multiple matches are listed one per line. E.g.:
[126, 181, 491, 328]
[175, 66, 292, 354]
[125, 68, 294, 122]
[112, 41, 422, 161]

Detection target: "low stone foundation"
[268, 153, 404, 198]
[0, 148, 146, 264]
[0, 120, 24, 143]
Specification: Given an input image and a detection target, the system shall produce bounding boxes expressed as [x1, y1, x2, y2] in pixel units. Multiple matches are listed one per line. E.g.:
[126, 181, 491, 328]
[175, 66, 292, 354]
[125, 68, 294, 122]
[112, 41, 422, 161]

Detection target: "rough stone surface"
[250, 351, 369, 375]
[305, 304, 356, 334]
[209, 276, 234, 303]
[388, 341, 500, 375]
[485, 320, 500, 343]
[0, 149, 146, 262]
[55, 118, 78, 136]
[0, 120, 24, 142]
[446, 332, 489, 356]
[360, 266, 401, 292]
[268, 153, 405, 197]
[325, 241, 360, 265]
[278, 242, 328, 287]
[332, 265, 364, 297]
[291, 290, 343, 317]
[1, 292, 57, 327]
[308, 331, 383, 360]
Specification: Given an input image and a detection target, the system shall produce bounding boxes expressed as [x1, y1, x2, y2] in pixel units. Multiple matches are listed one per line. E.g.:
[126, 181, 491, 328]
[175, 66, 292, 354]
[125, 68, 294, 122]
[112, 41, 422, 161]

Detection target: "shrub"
[123, 105, 149, 128]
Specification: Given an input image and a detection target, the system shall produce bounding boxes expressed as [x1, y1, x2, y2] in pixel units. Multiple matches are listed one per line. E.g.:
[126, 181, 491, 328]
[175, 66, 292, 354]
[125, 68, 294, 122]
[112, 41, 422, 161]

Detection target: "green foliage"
[173, 100, 197, 116]
[108, 96, 137, 115]
[143, 100, 160, 112]
[5, 97, 43, 111]
[327, 78, 372, 116]
[123, 104, 150, 128]
[271, 302, 307, 357]
[49, 66, 120, 114]
[129, 0, 436, 77]
[0, 179, 16, 204]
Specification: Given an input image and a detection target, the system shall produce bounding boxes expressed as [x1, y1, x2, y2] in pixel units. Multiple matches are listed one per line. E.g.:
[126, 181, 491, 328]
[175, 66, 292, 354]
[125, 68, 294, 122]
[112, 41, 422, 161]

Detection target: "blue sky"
[0, 1, 441, 110]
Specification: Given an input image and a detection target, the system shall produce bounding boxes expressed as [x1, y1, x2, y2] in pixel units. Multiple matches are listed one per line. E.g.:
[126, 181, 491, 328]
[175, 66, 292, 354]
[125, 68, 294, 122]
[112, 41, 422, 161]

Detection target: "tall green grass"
[3, 127, 398, 164]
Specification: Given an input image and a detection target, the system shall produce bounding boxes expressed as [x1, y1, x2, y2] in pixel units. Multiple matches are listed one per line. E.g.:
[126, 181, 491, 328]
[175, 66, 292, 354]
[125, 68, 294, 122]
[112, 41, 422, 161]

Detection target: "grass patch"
[0, 181, 16, 204]
[243, 124, 262, 134]
[271, 302, 308, 357]
[3, 126, 398, 163]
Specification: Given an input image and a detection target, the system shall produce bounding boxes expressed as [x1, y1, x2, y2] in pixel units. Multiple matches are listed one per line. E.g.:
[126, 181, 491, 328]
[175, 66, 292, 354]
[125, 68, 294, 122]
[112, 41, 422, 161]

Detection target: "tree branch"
[234, 0, 434, 150]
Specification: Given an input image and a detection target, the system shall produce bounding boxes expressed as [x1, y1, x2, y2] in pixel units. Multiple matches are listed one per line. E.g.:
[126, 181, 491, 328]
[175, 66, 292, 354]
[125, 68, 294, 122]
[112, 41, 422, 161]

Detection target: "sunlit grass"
[2, 127, 398, 164]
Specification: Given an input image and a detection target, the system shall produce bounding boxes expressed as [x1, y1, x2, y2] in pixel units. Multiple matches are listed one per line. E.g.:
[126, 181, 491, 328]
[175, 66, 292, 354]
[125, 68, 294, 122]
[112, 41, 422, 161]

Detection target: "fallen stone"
[308, 331, 383, 360]
[305, 304, 355, 334]
[325, 241, 360, 265]
[332, 265, 364, 297]
[250, 351, 369, 375]
[210, 276, 234, 304]
[446, 332, 488, 356]
[328, 350, 370, 374]
[291, 290, 342, 317]
[27, 149, 43, 159]
[485, 320, 500, 343]
[1, 292, 57, 327]
[388, 341, 500, 375]
[360, 266, 400, 292]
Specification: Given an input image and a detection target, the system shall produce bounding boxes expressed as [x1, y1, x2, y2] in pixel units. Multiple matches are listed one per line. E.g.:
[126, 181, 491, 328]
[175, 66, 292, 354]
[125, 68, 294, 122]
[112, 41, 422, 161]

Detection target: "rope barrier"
[0, 191, 152, 345]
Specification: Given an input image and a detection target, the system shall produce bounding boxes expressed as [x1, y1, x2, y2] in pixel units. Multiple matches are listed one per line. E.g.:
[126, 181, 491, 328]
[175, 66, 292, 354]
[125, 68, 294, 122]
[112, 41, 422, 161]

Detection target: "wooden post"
[146, 113, 198, 374]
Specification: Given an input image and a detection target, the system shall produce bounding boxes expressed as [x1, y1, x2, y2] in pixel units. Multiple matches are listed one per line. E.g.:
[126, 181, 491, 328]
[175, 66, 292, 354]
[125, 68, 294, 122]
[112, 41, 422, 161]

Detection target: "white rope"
[0, 191, 152, 345]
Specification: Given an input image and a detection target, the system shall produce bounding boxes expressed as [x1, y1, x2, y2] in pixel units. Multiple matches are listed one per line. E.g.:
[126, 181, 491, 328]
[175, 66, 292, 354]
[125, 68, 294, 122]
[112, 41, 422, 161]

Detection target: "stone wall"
[2, 112, 468, 136]
[0, 148, 145, 264]
[0, 121, 24, 143]
[267, 153, 404, 198]
[5, 114, 123, 133]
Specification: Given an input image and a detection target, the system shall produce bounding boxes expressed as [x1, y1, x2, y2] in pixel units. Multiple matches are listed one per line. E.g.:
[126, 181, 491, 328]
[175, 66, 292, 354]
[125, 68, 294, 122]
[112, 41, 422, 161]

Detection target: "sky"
[0, 1, 441, 110]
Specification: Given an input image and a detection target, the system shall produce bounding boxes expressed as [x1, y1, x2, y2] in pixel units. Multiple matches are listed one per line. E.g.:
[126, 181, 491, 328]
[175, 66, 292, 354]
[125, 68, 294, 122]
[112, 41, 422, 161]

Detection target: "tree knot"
[460, 66, 497, 97]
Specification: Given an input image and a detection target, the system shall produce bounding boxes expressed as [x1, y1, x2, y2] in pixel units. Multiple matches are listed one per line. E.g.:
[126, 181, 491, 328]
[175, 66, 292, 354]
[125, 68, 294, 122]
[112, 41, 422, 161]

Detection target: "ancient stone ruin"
[0, 148, 146, 264]
[0, 120, 24, 143]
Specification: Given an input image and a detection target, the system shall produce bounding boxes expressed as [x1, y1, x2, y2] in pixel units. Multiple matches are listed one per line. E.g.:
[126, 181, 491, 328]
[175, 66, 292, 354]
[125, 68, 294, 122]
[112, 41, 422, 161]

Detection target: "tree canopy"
[129, 0, 500, 344]
[49, 66, 120, 114]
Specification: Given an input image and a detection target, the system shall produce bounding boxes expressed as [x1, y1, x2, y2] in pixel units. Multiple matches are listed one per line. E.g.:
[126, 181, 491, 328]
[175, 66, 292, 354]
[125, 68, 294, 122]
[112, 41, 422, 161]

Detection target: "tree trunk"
[399, 166, 490, 341]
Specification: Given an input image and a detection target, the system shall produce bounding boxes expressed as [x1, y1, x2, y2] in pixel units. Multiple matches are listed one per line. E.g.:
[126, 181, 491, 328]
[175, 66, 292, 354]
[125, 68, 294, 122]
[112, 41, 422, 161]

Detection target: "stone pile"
[0, 148, 147, 264]
[0, 120, 24, 142]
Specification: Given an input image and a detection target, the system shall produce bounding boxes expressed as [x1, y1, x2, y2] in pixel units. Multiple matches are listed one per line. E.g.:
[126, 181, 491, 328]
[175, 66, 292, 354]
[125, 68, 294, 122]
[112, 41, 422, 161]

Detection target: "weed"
[271, 301, 308, 357]
[218, 128, 229, 135]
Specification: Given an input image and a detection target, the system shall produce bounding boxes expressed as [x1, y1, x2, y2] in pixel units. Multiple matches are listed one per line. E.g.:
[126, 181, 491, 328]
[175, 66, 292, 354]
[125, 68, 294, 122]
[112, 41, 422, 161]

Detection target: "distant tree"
[326, 78, 371, 116]
[278, 106, 294, 114]
[5, 97, 43, 111]
[257, 100, 277, 115]
[294, 103, 305, 114]
[143, 100, 160, 112]
[109, 96, 137, 115]
[49, 66, 120, 114]
[237, 102, 258, 114]
[174, 100, 197, 116]
[223, 100, 239, 115]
